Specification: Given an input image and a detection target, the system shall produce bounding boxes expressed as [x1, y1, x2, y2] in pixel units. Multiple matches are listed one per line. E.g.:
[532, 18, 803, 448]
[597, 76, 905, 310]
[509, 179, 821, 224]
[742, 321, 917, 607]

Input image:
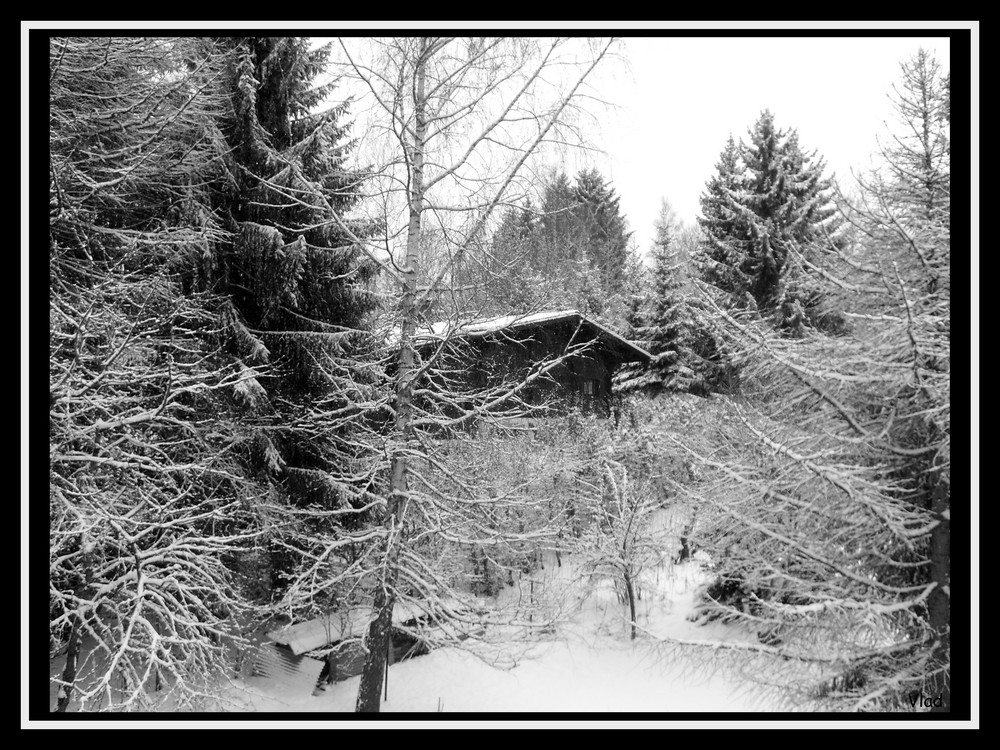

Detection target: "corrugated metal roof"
[265, 601, 441, 656]
[252, 641, 324, 689]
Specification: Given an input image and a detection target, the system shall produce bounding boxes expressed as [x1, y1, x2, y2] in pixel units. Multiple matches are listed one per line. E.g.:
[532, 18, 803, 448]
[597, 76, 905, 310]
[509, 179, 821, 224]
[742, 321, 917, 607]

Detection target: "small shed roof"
[266, 600, 462, 656]
[266, 611, 370, 656]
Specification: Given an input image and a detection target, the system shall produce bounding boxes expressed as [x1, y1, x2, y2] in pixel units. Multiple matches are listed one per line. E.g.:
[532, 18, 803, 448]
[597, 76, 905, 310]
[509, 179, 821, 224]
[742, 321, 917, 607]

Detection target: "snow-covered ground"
[222, 554, 790, 713]
[47, 544, 802, 715]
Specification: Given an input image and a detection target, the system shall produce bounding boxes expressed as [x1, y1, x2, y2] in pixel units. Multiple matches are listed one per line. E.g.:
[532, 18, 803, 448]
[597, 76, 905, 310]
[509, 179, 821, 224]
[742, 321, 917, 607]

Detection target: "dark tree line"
[480, 168, 636, 325]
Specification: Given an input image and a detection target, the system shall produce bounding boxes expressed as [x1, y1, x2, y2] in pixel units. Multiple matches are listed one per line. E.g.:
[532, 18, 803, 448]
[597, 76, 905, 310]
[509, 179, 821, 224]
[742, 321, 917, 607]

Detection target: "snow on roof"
[397, 309, 650, 362]
[266, 611, 371, 656]
[434, 309, 582, 337]
[265, 601, 459, 656]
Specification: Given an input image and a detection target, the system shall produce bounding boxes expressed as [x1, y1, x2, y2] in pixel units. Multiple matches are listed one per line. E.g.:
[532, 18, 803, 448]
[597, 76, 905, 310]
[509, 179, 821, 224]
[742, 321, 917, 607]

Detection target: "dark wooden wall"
[403, 319, 635, 419]
[467, 321, 617, 415]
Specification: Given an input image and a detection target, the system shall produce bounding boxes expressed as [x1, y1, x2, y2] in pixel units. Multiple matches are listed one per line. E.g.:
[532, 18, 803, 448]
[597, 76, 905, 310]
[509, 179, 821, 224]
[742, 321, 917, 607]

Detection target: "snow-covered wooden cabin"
[402, 309, 651, 418]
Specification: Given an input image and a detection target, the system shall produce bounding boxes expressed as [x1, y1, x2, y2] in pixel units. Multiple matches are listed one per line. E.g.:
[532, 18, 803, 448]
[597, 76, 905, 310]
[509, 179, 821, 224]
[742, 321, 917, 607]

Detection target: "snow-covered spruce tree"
[573, 167, 633, 316]
[658, 53, 950, 711]
[628, 200, 698, 394]
[613, 252, 652, 396]
[618, 201, 722, 397]
[622, 265, 649, 346]
[522, 168, 635, 323]
[477, 201, 546, 315]
[336, 36, 616, 712]
[696, 136, 748, 298]
[697, 113, 842, 333]
[483, 193, 605, 320]
[208, 37, 383, 622]
[49, 37, 271, 711]
[531, 170, 601, 314]
[534, 171, 584, 270]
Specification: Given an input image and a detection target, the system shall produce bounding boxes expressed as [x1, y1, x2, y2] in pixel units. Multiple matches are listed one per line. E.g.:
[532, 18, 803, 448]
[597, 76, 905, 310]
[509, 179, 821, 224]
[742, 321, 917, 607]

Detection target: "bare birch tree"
[326, 36, 617, 712]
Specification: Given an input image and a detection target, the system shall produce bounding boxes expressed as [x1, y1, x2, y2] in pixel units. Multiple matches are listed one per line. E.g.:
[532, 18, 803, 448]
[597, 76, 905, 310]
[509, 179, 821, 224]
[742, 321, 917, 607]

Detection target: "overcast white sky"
[320, 32, 954, 257]
[27, 25, 962, 261]
[571, 36, 952, 253]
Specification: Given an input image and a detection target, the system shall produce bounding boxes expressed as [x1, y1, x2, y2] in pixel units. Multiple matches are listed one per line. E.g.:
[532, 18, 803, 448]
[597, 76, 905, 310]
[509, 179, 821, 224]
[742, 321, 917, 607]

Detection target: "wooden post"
[928, 479, 950, 712]
[384, 632, 391, 703]
[529, 578, 535, 626]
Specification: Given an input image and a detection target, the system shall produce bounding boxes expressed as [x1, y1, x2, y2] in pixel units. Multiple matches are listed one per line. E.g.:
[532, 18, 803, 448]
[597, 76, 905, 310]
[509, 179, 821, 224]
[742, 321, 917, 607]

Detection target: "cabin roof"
[404, 309, 651, 363]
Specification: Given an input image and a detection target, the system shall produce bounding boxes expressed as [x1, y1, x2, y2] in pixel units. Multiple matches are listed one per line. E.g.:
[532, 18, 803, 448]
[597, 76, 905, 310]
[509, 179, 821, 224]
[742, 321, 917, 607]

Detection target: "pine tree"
[481, 201, 545, 314]
[533, 171, 597, 312]
[882, 48, 950, 246]
[697, 114, 840, 329]
[622, 252, 649, 344]
[619, 201, 722, 397]
[574, 167, 632, 304]
[537, 171, 584, 269]
[531, 168, 632, 320]
[210, 37, 382, 612]
[697, 136, 749, 298]
[667, 52, 951, 711]
[837, 48, 951, 710]
[635, 201, 694, 391]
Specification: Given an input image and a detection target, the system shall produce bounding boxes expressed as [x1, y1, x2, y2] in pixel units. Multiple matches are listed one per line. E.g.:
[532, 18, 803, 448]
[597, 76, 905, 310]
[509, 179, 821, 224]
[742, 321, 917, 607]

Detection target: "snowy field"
[221, 555, 793, 714]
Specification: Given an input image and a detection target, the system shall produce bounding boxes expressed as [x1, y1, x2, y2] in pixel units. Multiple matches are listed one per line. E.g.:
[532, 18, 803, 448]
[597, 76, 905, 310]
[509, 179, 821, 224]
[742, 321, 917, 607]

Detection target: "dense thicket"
[667, 51, 951, 711]
[47, 37, 952, 715]
[49, 37, 266, 711]
[48, 36, 379, 712]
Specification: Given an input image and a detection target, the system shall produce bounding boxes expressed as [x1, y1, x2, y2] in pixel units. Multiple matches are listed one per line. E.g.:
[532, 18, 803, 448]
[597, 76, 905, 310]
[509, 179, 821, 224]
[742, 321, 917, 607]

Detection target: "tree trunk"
[355, 39, 428, 714]
[675, 509, 697, 564]
[675, 520, 693, 564]
[385, 633, 392, 702]
[55, 617, 81, 712]
[355, 587, 394, 712]
[624, 571, 637, 640]
[927, 478, 950, 712]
